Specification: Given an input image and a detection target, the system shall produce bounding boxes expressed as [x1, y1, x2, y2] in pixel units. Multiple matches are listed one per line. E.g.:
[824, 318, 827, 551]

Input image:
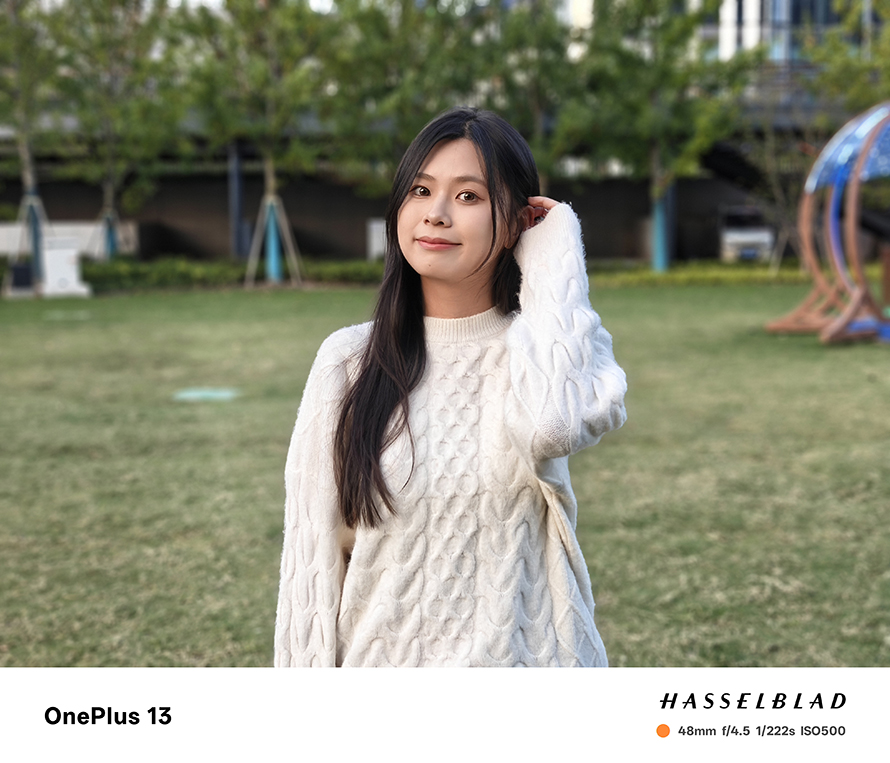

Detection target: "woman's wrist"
[514, 203, 580, 273]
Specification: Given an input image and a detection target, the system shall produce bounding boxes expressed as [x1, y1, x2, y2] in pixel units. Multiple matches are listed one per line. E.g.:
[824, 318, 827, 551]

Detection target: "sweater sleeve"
[504, 203, 627, 470]
[273, 326, 364, 667]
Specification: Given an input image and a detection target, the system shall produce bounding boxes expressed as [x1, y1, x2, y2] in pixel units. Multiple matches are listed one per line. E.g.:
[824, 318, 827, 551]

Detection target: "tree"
[808, 0, 890, 113]
[0, 0, 59, 278]
[319, 0, 482, 194]
[475, 0, 583, 194]
[322, 0, 587, 196]
[557, 0, 757, 270]
[711, 2, 890, 273]
[184, 0, 327, 282]
[729, 63, 836, 270]
[48, 0, 187, 255]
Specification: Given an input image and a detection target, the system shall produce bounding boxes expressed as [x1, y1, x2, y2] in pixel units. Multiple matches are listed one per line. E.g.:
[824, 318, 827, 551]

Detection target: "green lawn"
[1, 283, 888, 666]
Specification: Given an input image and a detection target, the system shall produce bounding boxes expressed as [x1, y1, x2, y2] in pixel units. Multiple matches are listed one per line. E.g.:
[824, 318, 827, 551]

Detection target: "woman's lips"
[417, 237, 459, 250]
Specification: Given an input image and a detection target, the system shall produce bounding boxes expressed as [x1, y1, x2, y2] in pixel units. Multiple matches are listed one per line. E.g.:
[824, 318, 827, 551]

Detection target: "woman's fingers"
[527, 195, 559, 210]
[522, 196, 559, 230]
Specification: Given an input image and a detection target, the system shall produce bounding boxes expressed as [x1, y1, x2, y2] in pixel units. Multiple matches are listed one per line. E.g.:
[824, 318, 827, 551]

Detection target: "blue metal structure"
[768, 102, 890, 342]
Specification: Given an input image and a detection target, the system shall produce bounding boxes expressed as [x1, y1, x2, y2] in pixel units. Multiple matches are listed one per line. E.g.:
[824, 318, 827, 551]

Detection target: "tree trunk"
[9, 0, 35, 194]
[16, 133, 35, 194]
[103, 176, 115, 212]
[263, 155, 277, 197]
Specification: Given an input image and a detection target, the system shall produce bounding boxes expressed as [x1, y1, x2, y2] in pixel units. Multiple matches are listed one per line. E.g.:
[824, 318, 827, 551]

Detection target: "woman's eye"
[411, 185, 430, 197]
[458, 191, 478, 202]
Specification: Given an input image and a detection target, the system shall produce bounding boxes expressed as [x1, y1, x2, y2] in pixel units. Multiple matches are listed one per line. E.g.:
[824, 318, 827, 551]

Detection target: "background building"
[716, 0, 845, 61]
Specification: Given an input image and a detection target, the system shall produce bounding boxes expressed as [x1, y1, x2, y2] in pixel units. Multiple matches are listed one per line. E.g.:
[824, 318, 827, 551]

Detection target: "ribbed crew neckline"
[423, 306, 514, 344]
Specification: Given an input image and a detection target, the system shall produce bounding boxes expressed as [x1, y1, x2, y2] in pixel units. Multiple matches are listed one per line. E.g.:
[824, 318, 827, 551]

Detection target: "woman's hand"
[522, 196, 560, 231]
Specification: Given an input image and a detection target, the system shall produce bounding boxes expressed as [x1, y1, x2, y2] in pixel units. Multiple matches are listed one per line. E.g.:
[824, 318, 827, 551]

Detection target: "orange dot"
[657, 724, 670, 738]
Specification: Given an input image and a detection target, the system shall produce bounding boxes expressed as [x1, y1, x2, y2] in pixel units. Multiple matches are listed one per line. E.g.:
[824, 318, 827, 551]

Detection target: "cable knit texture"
[274, 204, 627, 667]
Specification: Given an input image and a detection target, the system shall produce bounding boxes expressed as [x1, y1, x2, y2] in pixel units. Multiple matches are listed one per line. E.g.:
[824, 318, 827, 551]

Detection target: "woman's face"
[397, 139, 509, 295]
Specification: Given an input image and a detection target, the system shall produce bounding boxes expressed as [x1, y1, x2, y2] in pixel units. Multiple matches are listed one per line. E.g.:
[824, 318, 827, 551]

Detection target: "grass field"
[1, 283, 888, 666]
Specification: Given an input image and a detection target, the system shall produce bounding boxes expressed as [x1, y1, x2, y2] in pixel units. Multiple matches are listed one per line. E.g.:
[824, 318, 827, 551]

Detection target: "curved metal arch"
[821, 111, 890, 343]
[768, 101, 890, 342]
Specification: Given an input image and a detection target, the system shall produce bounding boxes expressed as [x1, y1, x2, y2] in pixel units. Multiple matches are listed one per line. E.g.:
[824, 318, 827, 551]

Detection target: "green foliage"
[301, 257, 385, 284]
[0, 0, 61, 193]
[72, 255, 385, 293]
[589, 260, 884, 288]
[183, 0, 328, 192]
[42, 256, 878, 295]
[319, 0, 484, 194]
[807, 0, 890, 113]
[558, 0, 758, 199]
[47, 0, 188, 214]
[81, 258, 247, 293]
[590, 261, 812, 288]
[2, 0, 764, 213]
[724, 62, 833, 265]
[474, 0, 580, 189]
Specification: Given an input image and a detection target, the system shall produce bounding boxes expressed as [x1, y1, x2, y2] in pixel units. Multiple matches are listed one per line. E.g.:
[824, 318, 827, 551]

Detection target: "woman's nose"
[424, 197, 450, 226]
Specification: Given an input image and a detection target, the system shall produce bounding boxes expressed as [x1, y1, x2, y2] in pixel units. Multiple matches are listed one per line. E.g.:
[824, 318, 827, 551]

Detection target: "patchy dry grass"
[578, 285, 890, 667]
[1, 284, 887, 665]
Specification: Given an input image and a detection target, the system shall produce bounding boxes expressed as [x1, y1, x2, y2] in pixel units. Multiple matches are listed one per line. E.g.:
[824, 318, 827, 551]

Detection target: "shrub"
[77, 257, 386, 293]
[589, 261, 884, 289]
[81, 258, 246, 293]
[301, 258, 385, 284]
[1, 255, 883, 294]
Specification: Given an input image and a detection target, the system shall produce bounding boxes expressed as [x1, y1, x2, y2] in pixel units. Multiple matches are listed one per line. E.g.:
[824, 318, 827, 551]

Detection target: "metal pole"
[105, 211, 117, 258]
[228, 141, 244, 259]
[265, 199, 282, 283]
[27, 192, 42, 282]
[653, 196, 667, 273]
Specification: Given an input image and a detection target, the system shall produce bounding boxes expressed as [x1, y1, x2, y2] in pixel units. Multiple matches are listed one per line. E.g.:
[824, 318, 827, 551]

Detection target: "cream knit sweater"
[274, 204, 627, 667]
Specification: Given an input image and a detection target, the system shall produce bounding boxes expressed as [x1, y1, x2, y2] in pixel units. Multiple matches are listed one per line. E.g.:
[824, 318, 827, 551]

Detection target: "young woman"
[274, 107, 627, 667]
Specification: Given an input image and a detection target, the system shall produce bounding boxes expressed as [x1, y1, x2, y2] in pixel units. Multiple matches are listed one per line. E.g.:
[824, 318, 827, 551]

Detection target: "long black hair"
[333, 107, 540, 529]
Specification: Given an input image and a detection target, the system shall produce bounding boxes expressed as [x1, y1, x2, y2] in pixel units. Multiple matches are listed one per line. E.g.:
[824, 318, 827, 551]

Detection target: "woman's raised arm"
[504, 202, 627, 470]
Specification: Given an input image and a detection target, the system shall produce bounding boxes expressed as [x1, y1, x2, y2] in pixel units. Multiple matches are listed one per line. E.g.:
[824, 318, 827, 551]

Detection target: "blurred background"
[2, 0, 888, 272]
[1, 0, 888, 667]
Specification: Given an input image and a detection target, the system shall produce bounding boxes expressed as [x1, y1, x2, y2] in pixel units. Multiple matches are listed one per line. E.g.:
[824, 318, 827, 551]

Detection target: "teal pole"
[653, 194, 668, 273]
[105, 213, 117, 258]
[27, 193, 42, 282]
[265, 200, 282, 283]
[228, 141, 245, 258]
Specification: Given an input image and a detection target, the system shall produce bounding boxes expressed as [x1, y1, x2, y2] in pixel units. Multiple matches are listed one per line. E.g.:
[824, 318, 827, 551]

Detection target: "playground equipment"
[766, 101, 890, 343]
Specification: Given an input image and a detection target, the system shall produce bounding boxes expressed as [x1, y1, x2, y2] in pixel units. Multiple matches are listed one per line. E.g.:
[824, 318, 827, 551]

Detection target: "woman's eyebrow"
[415, 171, 486, 186]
